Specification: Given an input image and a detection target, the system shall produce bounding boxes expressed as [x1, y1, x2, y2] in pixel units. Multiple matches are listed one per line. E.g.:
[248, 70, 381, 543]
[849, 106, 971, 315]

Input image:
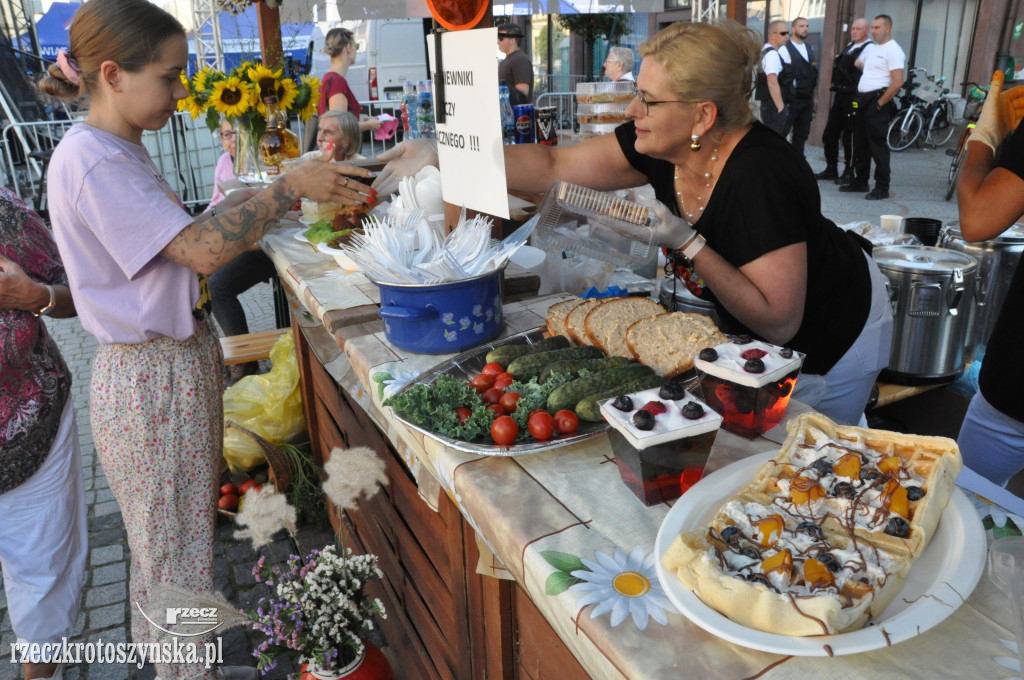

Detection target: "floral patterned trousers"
[90, 322, 223, 680]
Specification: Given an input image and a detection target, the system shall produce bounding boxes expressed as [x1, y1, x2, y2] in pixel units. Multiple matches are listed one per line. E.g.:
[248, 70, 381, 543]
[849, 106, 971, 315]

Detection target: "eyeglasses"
[498, 34, 513, 40]
[218, 130, 236, 140]
[631, 83, 695, 116]
[775, 31, 790, 35]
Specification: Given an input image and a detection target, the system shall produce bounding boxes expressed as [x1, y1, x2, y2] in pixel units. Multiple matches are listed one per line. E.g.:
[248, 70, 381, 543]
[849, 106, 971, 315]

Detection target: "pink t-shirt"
[207, 151, 235, 208]
[48, 124, 202, 344]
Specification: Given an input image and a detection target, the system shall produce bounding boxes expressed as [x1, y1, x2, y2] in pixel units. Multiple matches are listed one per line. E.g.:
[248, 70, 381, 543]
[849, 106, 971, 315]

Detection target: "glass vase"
[232, 120, 267, 183]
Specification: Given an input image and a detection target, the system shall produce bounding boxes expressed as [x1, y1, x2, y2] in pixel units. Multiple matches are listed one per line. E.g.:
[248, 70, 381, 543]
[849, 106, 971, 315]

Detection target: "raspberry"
[640, 400, 668, 415]
[740, 348, 768, 360]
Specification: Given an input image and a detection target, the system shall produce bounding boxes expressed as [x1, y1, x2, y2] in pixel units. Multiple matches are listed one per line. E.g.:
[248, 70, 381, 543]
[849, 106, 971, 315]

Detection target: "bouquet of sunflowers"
[179, 62, 319, 178]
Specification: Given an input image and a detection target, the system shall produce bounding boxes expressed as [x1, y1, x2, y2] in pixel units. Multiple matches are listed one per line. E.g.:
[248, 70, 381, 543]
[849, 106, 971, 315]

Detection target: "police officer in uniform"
[781, 17, 818, 156]
[755, 20, 792, 136]
[816, 18, 871, 183]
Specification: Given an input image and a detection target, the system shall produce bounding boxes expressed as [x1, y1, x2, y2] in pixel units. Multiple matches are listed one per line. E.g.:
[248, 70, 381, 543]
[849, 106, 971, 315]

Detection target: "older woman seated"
[313, 110, 366, 161]
[376, 21, 892, 425]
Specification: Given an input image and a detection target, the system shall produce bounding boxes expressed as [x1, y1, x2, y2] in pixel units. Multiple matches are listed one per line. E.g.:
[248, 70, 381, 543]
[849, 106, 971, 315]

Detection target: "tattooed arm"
[161, 159, 375, 275]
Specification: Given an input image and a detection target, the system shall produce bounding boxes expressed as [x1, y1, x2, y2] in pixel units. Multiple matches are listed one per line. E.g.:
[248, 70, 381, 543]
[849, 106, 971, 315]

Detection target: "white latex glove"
[648, 198, 698, 250]
[969, 71, 1024, 152]
[372, 138, 439, 197]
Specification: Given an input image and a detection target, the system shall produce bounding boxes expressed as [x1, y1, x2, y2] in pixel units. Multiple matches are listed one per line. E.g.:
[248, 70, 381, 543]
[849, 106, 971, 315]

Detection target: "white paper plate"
[316, 241, 360, 271]
[654, 452, 985, 656]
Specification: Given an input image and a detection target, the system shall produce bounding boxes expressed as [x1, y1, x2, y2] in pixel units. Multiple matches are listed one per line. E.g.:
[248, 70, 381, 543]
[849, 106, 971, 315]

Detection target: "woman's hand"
[373, 139, 439, 197]
[0, 254, 47, 312]
[596, 199, 696, 250]
[283, 158, 376, 206]
[969, 71, 1024, 152]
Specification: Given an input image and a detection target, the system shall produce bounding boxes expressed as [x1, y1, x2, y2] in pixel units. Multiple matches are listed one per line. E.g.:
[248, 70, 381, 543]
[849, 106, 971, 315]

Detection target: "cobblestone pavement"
[0, 142, 966, 679]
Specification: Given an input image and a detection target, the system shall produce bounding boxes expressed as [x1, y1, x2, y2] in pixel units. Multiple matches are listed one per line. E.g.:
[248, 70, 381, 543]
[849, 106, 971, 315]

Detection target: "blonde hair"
[320, 110, 361, 159]
[38, 0, 184, 99]
[639, 20, 760, 132]
[323, 28, 356, 58]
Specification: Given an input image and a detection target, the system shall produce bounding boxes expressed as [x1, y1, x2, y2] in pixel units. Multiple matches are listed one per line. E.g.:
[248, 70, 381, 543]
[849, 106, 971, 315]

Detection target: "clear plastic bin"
[575, 81, 635, 104]
[533, 180, 658, 268]
[578, 122, 624, 141]
[576, 102, 630, 124]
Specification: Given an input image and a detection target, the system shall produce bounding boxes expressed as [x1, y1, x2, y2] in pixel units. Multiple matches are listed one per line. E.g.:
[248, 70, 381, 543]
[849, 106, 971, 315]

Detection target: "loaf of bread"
[563, 298, 604, 345]
[661, 412, 963, 636]
[583, 297, 665, 358]
[625, 312, 728, 378]
[546, 298, 590, 338]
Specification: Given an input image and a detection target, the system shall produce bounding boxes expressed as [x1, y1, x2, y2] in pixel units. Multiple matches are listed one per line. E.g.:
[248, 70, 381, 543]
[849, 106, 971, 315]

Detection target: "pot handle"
[378, 305, 439, 321]
[947, 269, 965, 316]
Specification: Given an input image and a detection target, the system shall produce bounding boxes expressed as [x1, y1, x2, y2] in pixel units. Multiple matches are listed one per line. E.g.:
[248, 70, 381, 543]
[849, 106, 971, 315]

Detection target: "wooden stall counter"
[260, 223, 1018, 680]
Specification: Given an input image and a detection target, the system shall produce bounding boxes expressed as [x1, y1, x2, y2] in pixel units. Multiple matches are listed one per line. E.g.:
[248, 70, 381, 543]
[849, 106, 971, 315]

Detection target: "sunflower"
[274, 77, 298, 112]
[178, 88, 205, 119]
[247, 64, 283, 113]
[210, 76, 253, 118]
[192, 66, 215, 92]
[296, 74, 320, 121]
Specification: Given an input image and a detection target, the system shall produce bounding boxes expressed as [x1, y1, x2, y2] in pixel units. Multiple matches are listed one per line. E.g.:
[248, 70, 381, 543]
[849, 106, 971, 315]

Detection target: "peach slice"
[881, 479, 910, 518]
[753, 514, 785, 547]
[878, 456, 902, 476]
[833, 453, 861, 479]
[790, 476, 825, 505]
[762, 548, 793, 577]
[803, 558, 836, 590]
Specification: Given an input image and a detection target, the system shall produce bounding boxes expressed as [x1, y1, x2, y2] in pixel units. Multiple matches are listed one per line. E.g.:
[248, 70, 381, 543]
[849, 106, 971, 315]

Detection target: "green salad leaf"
[383, 374, 493, 440]
[302, 220, 336, 244]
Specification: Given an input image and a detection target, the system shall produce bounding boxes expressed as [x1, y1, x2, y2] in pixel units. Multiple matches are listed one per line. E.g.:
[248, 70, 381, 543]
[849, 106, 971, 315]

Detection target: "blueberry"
[796, 521, 824, 540]
[810, 458, 833, 477]
[681, 402, 705, 420]
[745, 573, 770, 585]
[720, 526, 739, 543]
[733, 334, 753, 345]
[744, 358, 766, 373]
[735, 393, 755, 414]
[817, 552, 841, 572]
[779, 381, 793, 398]
[884, 516, 911, 538]
[611, 395, 633, 412]
[740, 547, 760, 560]
[831, 481, 856, 499]
[632, 410, 655, 430]
[860, 469, 881, 483]
[698, 347, 719, 362]
[906, 486, 925, 501]
[659, 381, 688, 400]
[780, 347, 794, 359]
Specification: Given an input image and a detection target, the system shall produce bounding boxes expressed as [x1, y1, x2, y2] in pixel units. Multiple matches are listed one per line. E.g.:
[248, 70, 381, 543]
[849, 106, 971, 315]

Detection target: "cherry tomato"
[218, 494, 239, 511]
[553, 409, 579, 435]
[491, 415, 519, 446]
[455, 407, 472, 424]
[220, 482, 238, 497]
[469, 373, 495, 394]
[482, 387, 504, 405]
[529, 408, 549, 419]
[498, 391, 521, 413]
[493, 375, 515, 391]
[495, 372, 514, 382]
[239, 479, 257, 494]
[486, 403, 506, 416]
[481, 362, 504, 376]
[528, 411, 554, 441]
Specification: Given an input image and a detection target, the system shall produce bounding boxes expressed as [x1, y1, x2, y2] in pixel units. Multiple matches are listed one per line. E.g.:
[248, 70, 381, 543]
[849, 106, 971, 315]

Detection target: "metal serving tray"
[387, 326, 610, 456]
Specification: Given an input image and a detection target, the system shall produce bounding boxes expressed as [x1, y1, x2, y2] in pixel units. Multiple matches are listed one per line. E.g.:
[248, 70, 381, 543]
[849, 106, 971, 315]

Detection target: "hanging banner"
[428, 28, 510, 218]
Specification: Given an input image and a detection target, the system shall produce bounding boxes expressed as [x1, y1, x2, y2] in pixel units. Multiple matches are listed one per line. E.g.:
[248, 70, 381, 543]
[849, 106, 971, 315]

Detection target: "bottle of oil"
[258, 95, 300, 175]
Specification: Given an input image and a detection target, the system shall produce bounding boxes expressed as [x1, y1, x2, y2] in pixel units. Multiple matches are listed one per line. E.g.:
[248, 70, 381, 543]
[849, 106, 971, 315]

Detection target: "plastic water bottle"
[416, 80, 435, 139]
[400, 80, 418, 139]
[499, 80, 515, 145]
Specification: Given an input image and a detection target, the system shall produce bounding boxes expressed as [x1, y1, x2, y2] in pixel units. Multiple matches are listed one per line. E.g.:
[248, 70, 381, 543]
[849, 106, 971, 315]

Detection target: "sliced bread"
[625, 311, 728, 378]
[564, 298, 605, 345]
[584, 297, 666, 357]
[546, 298, 590, 338]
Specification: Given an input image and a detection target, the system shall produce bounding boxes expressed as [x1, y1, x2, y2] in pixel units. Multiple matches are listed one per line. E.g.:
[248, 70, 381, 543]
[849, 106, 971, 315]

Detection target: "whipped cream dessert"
[600, 386, 722, 450]
[693, 337, 805, 388]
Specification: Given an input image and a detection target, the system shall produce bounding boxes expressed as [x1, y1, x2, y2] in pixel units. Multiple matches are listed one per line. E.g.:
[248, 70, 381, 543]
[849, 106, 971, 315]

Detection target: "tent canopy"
[32, 1, 79, 61]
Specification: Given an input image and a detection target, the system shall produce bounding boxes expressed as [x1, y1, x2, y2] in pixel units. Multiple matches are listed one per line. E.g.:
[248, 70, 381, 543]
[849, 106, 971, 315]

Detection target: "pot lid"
[873, 245, 977, 272]
[942, 221, 1024, 244]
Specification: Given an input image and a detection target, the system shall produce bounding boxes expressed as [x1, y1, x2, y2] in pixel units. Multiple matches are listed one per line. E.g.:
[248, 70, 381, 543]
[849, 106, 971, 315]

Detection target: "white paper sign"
[428, 28, 509, 219]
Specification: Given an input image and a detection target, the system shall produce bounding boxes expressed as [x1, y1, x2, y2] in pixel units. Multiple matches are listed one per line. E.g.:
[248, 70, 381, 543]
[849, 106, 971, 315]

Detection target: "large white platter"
[654, 451, 985, 656]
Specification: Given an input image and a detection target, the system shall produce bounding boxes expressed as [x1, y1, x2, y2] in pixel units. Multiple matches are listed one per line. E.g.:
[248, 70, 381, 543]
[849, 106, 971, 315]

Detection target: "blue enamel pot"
[374, 266, 505, 354]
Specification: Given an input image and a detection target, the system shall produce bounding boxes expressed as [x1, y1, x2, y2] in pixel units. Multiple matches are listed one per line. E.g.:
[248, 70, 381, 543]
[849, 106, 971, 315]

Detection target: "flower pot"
[300, 642, 394, 680]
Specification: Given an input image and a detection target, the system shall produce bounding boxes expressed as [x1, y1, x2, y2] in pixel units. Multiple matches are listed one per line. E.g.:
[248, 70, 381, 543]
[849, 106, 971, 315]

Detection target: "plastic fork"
[989, 537, 1024, 677]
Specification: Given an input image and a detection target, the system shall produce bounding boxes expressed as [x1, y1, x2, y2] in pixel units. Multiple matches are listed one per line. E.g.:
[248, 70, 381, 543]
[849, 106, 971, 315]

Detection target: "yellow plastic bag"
[222, 329, 306, 471]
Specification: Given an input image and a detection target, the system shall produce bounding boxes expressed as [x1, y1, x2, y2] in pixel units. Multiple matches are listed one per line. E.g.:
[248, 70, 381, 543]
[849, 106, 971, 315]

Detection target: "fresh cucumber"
[538, 355, 631, 382]
[506, 345, 604, 381]
[547, 363, 654, 413]
[575, 374, 666, 422]
[485, 335, 570, 367]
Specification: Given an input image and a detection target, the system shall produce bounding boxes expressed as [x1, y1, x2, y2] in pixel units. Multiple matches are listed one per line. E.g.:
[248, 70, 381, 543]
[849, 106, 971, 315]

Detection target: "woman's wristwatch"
[32, 284, 55, 317]
[674, 233, 707, 263]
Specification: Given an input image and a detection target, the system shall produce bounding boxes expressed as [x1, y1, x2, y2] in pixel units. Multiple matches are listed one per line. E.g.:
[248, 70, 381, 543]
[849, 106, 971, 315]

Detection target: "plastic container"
[575, 80, 635, 104]
[499, 81, 515, 145]
[600, 386, 722, 505]
[401, 80, 417, 138]
[416, 80, 435, 139]
[533, 180, 658, 268]
[576, 101, 630, 124]
[578, 122, 624, 140]
[694, 338, 805, 439]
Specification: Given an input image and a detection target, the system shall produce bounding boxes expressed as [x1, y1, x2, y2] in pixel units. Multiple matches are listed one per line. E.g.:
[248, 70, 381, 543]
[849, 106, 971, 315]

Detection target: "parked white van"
[310, 19, 430, 103]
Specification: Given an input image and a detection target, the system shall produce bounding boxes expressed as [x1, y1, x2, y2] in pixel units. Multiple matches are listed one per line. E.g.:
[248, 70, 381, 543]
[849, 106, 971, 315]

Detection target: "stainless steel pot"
[938, 222, 1024, 362]
[874, 245, 978, 384]
[658, 276, 721, 327]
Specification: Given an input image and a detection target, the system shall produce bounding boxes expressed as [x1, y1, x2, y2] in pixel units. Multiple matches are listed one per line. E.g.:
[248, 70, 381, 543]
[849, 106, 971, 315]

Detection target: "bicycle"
[944, 83, 988, 200]
[886, 68, 957, 152]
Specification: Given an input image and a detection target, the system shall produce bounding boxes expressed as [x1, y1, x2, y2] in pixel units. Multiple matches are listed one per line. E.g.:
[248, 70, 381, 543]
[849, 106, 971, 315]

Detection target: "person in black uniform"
[816, 18, 871, 183]
[781, 17, 818, 156]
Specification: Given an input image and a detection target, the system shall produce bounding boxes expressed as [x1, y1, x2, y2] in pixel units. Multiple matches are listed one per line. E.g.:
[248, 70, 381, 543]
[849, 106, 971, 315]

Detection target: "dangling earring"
[690, 134, 701, 152]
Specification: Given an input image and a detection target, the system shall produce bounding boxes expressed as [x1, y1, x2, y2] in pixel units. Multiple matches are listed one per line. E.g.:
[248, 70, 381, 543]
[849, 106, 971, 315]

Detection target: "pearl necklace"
[674, 147, 720, 224]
